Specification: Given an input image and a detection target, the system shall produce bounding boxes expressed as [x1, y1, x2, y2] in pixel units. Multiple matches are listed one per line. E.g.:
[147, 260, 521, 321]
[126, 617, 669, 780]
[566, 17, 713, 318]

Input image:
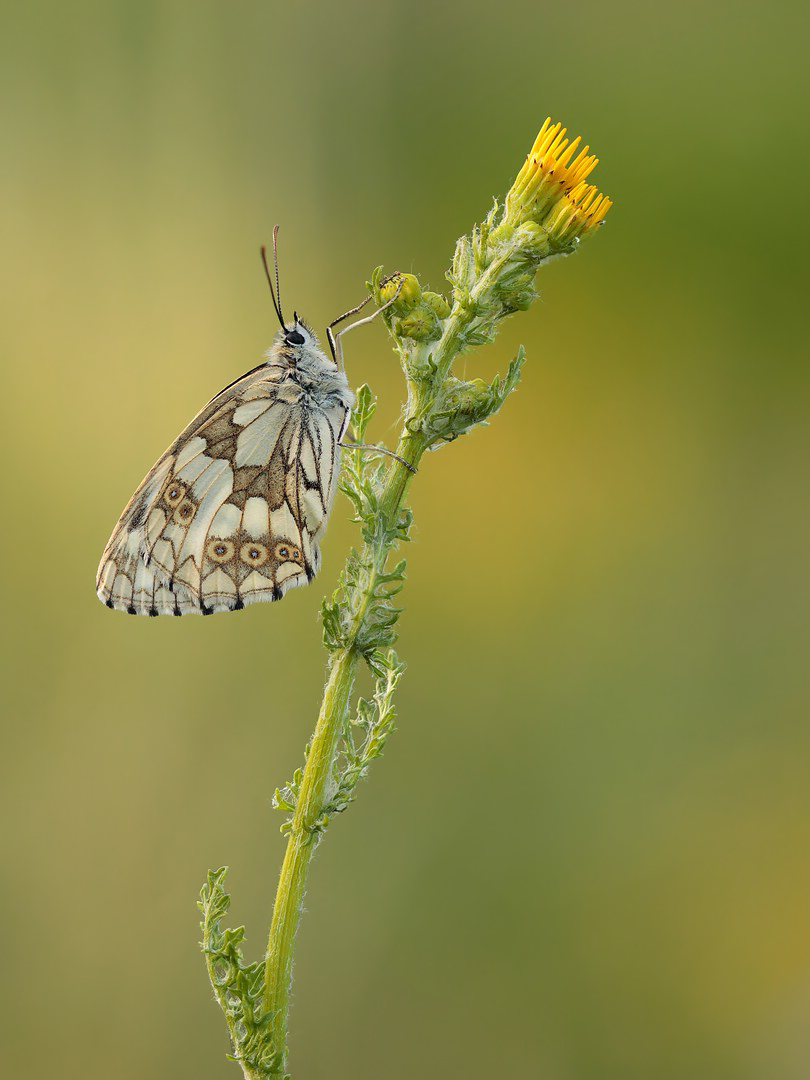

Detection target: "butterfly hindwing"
[97, 348, 352, 616]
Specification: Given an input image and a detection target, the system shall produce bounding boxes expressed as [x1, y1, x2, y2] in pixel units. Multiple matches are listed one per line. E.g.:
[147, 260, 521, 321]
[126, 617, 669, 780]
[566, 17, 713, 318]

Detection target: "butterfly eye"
[285, 330, 305, 346]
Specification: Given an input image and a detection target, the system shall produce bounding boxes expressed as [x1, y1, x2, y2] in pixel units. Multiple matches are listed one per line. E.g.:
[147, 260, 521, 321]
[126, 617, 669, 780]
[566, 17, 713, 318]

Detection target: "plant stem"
[261, 429, 427, 1070]
[262, 647, 356, 1059]
[201, 117, 611, 1080]
[261, 323, 479, 1064]
[379, 432, 424, 524]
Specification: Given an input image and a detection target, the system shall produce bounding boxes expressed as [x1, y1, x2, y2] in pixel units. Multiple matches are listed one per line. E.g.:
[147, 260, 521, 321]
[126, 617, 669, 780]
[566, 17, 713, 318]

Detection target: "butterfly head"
[275, 314, 322, 361]
[280, 312, 311, 347]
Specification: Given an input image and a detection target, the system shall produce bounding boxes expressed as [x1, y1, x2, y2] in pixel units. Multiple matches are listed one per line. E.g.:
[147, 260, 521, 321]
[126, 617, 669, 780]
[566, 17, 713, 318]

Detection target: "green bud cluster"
[367, 212, 540, 448]
[376, 271, 452, 344]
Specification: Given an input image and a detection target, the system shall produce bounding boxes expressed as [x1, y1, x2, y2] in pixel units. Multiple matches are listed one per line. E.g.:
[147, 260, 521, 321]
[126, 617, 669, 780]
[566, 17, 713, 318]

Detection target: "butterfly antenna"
[260, 232, 286, 330]
[272, 224, 285, 327]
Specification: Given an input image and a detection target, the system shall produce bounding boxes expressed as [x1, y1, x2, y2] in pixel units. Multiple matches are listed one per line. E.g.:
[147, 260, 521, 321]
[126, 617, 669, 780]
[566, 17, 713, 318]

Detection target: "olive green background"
[2, 2, 809, 1078]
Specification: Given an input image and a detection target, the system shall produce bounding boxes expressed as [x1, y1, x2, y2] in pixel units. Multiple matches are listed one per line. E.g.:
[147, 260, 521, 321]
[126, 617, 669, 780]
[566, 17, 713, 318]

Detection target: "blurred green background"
[2, 2, 809, 1077]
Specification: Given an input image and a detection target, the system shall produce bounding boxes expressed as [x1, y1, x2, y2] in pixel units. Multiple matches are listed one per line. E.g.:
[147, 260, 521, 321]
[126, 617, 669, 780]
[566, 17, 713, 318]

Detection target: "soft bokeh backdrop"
[2, 2, 809, 1078]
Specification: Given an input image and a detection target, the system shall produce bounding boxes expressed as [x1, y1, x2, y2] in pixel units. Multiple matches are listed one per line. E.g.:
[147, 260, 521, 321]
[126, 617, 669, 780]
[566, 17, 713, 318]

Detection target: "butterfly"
[97, 231, 384, 617]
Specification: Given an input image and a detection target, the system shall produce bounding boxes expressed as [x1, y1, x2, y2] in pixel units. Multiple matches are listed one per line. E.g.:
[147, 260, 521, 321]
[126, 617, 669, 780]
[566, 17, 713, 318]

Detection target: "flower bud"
[380, 272, 422, 312]
[422, 291, 451, 319]
[393, 307, 441, 342]
[487, 222, 514, 249]
[513, 222, 550, 259]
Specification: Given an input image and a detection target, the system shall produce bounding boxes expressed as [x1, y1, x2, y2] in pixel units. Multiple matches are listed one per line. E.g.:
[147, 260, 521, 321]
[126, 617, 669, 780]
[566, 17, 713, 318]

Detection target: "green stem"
[432, 247, 513, 381]
[379, 432, 424, 523]
[259, 272, 500, 1071]
[261, 427, 428, 1072]
[262, 647, 356, 1063]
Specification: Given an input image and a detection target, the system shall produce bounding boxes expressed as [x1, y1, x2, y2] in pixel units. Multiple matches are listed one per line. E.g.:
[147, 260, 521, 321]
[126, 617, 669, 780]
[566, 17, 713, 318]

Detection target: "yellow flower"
[505, 118, 611, 241]
[543, 181, 612, 240]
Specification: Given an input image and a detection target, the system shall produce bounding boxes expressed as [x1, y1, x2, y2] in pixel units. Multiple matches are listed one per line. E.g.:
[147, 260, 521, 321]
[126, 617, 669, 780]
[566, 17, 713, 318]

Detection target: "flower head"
[504, 118, 611, 246]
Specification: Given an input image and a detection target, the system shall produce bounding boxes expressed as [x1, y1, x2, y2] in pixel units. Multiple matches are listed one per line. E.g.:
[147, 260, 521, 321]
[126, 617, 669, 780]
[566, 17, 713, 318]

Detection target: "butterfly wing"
[96, 364, 348, 615]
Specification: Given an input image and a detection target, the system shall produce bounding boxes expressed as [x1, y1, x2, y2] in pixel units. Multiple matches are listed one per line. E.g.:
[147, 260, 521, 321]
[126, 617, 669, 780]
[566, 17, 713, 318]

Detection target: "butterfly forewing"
[97, 332, 353, 616]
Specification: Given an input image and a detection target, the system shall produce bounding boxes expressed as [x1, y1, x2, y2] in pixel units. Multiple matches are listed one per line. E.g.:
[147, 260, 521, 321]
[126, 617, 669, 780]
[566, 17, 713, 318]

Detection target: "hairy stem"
[262, 648, 356, 1055]
[262, 286, 509, 1064]
[262, 429, 427, 1069]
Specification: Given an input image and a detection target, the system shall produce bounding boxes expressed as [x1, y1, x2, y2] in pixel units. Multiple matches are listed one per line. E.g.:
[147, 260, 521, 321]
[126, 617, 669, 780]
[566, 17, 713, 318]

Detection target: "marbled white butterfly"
[97, 230, 392, 617]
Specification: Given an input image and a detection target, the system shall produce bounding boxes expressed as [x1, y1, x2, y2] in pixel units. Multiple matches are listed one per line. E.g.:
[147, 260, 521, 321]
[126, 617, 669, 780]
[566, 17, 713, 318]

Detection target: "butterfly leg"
[326, 278, 404, 370]
[329, 294, 373, 330]
[339, 440, 417, 474]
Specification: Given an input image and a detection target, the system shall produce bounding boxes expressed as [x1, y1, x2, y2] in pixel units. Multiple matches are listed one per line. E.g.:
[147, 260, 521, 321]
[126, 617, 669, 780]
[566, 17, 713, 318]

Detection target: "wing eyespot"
[206, 538, 235, 564]
[240, 541, 269, 568]
[164, 483, 187, 509]
[173, 498, 196, 524]
[274, 541, 303, 565]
